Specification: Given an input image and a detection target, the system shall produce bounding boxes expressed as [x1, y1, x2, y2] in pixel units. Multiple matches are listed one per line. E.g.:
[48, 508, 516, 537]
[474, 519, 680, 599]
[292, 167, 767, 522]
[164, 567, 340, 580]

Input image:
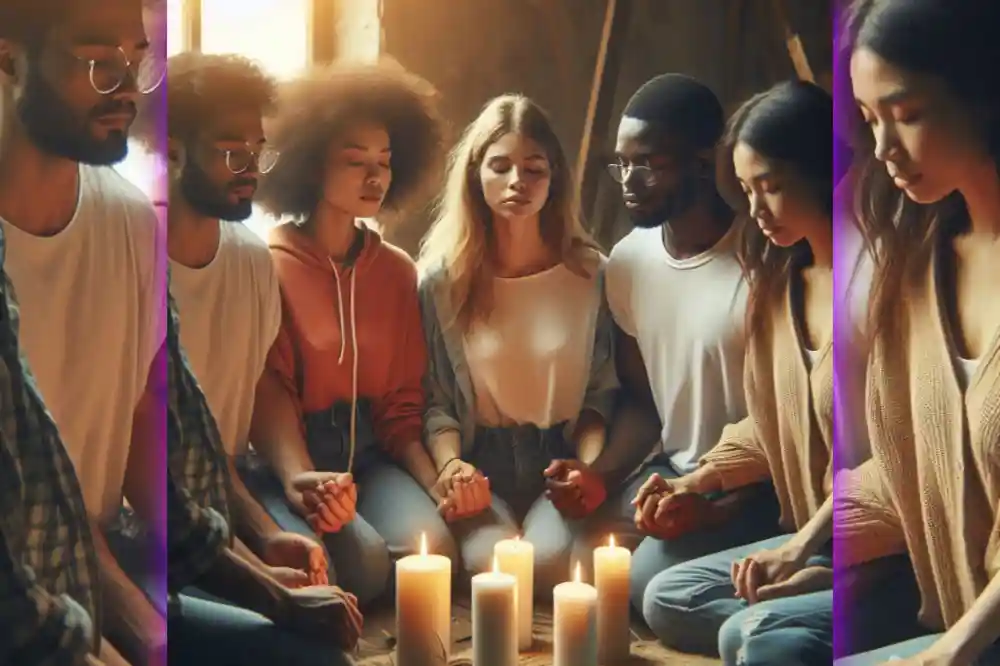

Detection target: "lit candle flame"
[574, 562, 582, 583]
[514, 535, 520, 542]
[492, 555, 500, 573]
[420, 532, 427, 556]
[609, 534, 616, 549]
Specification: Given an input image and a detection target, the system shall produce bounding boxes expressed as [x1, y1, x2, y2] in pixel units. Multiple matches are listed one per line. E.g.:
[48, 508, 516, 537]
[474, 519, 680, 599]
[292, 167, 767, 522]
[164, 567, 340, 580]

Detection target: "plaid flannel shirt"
[166, 285, 232, 522]
[165, 286, 233, 593]
[0, 233, 102, 666]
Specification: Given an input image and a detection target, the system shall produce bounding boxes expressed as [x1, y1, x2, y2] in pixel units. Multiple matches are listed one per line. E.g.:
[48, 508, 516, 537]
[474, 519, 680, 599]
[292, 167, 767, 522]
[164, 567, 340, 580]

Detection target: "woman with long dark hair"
[633, 79, 840, 665]
[835, 1, 1000, 664]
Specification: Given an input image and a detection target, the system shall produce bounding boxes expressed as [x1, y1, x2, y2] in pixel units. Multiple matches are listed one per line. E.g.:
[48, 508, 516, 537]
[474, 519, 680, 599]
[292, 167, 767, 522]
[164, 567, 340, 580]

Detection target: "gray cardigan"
[418, 259, 619, 455]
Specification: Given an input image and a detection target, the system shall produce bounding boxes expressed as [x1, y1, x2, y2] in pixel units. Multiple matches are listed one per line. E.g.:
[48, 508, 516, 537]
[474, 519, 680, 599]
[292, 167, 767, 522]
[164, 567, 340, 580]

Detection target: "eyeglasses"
[217, 145, 280, 174]
[73, 46, 165, 95]
[607, 163, 657, 186]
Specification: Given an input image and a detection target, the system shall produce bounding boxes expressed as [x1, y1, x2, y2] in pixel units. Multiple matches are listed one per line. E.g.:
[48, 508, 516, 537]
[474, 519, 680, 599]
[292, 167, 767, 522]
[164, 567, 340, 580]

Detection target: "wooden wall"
[380, 0, 831, 254]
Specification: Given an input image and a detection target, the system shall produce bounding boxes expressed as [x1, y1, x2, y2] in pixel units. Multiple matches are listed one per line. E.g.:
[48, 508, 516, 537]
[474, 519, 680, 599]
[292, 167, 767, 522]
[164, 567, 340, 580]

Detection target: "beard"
[17, 67, 133, 166]
[627, 168, 704, 229]
[179, 160, 254, 222]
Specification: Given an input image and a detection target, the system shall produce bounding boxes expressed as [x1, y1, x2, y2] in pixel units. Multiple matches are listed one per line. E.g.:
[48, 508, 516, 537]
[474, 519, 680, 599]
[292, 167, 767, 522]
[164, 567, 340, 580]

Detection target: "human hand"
[262, 532, 328, 586]
[876, 639, 963, 666]
[736, 565, 832, 604]
[276, 585, 364, 651]
[433, 459, 490, 522]
[543, 459, 607, 519]
[731, 541, 809, 604]
[631, 473, 717, 538]
[286, 471, 357, 533]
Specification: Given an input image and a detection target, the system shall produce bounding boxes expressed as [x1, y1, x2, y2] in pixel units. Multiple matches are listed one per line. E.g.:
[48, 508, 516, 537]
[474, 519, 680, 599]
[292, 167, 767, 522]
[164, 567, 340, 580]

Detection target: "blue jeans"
[571, 455, 782, 612]
[168, 594, 355, 666]
[451, 423, 584, 594]
[450, 492, 582, 596]
[104, 518, 165, 615]
[641, 533, 833, 663]
[240, 453, 456, 608]
[108, 525, 351, 665]
[836, 635, 1000, 665]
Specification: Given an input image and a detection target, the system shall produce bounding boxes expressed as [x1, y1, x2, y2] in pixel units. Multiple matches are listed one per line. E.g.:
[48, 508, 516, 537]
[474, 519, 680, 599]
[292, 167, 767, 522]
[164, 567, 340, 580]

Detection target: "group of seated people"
[1, 0, 998, 665]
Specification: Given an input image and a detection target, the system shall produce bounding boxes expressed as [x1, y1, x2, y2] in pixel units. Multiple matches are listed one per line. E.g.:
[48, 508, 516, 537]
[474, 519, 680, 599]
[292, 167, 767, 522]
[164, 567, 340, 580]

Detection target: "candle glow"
[396, 532, 451, 666]
[553, 562, 598, 666]
[594, 533, 632, 662]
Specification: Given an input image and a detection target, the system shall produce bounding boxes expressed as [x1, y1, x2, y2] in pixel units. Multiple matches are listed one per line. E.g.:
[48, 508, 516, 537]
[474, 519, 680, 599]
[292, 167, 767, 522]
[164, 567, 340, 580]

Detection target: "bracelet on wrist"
[436, 457, 461, 478]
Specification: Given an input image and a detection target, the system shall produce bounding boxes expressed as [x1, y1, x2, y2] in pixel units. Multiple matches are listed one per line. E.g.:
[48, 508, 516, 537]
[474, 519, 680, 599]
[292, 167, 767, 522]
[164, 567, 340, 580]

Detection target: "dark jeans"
[447, 422, 584, 594]
[240, 400, 455, 607]
[168, 594, 355, 666]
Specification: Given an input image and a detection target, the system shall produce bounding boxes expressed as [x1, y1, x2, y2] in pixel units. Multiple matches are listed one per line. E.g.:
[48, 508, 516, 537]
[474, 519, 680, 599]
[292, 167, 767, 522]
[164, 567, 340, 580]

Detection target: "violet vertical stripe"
[831, 0, 852, 658]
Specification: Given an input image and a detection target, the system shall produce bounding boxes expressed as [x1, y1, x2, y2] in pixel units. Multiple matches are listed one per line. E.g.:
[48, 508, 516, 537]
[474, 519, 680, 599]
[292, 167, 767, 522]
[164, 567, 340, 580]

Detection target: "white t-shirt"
[606, 224, 748, 473]
[463, 262, 602, 428]
[1, 166, 162, 522]
[170, 221, 281, 456]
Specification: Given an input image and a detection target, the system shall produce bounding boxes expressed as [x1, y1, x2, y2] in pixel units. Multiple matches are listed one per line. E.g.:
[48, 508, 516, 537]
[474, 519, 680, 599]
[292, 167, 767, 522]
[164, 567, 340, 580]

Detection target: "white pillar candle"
[471, 556, 518, 666]
[396, 533, 452, 666]
[494, 536, 534, 649]
[553, 562, 598, 666]
[595, 535, 631, 663]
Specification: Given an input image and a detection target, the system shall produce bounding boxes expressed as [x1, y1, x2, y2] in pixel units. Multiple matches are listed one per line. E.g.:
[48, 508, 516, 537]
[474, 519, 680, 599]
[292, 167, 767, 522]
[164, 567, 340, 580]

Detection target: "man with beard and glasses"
[566, 74, 782, 615]
[160, 291, 361, 666]
[0, 0, 169, 663]
[160, 52, 336, 593]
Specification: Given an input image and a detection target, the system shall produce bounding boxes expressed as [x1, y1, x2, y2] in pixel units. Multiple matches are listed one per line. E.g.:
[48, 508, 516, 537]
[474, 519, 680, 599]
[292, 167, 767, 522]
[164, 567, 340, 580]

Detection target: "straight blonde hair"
[418, 94, 600, 329]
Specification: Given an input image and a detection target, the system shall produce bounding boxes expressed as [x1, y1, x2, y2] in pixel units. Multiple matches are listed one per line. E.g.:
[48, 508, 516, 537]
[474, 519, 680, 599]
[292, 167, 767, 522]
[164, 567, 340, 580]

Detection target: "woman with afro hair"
[247, 61, 457, 608]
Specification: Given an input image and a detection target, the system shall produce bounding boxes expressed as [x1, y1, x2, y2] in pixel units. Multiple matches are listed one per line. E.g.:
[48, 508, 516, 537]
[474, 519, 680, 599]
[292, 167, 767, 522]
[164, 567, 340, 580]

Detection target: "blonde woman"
[418, 95, 618, 591]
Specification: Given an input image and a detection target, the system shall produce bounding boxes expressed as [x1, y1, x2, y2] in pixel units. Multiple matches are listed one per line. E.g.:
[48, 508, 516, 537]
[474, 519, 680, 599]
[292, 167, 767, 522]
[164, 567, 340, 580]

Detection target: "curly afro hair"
[256, 60, 446, 220]
[131, 52, 277, 153]
[164, 52, 277, 143]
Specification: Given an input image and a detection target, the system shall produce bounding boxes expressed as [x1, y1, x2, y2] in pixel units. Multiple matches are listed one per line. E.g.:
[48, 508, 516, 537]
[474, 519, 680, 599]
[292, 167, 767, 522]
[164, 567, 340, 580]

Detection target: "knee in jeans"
[718, 611, 749, 664]
[345, 538, 392, 607]
[532, 541, 574, 594]
[641, 577, 696, 645]
[718, 607, 778, 666]
[425, 521, 459, 563]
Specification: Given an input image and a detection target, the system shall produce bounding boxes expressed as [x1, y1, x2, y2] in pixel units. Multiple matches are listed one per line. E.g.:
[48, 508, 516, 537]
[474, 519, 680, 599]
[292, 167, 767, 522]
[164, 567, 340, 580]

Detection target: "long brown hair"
[718, 80, 835, 337]
[417, 94, 600, 330]
[841, 0, 1000, 345]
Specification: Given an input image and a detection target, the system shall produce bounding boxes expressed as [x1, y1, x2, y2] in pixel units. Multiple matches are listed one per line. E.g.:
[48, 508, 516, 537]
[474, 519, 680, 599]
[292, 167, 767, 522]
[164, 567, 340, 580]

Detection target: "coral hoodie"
[265, 222, 426, 460]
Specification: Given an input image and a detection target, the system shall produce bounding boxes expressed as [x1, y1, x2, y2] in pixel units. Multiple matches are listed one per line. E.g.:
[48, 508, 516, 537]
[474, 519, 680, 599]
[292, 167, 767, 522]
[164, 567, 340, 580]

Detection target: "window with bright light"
[200, 0, 311, 239]
[167, 0, 184, 57]
[114, 4, 170, 202]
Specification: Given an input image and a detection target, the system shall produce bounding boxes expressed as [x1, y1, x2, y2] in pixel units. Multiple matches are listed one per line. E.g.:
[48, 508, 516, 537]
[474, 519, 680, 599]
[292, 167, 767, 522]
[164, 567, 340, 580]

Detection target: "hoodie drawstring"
[330, 259, 359, 474]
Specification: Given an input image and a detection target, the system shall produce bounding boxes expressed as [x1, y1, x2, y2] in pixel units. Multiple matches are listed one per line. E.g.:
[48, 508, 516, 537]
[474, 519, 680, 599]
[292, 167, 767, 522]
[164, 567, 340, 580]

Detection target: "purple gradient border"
[831, 0, 851, 658]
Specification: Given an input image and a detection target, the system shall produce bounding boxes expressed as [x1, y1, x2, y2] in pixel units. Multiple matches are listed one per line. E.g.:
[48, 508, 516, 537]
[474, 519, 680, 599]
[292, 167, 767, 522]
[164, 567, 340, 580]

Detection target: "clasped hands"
[274, 471, 363, 650]
[631, 472, 724, 539]
[432, 459, 491, 522]
[285, 470, 358, 534]
[729, 542, 831, 604]
[430, 458, 607, 522]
